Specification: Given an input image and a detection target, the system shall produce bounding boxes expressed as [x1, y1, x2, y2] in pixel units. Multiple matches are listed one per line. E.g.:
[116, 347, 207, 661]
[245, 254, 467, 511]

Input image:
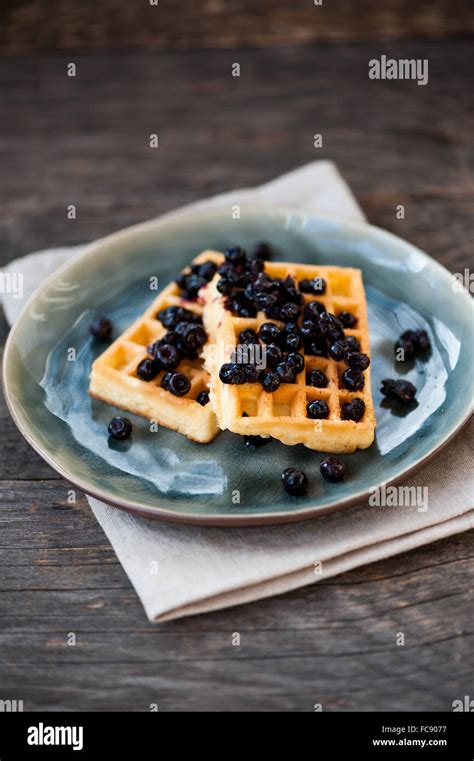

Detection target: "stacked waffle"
[89, 248, 375, 452]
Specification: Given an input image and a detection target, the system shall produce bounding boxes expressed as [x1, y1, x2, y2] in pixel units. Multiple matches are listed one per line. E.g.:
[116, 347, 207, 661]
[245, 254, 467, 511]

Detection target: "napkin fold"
[3, 161, 473, 622]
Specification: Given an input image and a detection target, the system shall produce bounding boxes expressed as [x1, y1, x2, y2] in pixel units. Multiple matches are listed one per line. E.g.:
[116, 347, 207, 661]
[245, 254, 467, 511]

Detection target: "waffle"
[89, 252, 222, 443]
[202, 258, 375, 453]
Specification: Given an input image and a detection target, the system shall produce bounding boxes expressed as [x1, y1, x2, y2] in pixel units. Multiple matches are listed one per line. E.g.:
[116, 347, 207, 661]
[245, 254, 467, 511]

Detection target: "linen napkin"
[2, 161, 473, 623]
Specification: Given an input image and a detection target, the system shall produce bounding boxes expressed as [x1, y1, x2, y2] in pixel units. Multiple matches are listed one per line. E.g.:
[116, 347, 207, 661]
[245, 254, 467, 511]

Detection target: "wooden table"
[0, 40, 472, 711]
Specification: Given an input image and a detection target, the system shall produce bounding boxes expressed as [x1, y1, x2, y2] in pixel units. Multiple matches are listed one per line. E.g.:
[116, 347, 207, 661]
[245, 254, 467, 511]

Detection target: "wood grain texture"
[0, 40, 472, 711]
[1, 0, 473, 56]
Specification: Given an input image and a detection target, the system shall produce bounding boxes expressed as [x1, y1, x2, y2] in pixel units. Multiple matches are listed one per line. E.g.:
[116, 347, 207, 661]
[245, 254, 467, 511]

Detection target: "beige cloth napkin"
[3, 161, 473, 622]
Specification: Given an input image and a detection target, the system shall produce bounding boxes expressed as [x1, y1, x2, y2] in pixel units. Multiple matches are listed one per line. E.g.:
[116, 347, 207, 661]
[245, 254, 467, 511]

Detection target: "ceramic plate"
[3, 207, 473, 525]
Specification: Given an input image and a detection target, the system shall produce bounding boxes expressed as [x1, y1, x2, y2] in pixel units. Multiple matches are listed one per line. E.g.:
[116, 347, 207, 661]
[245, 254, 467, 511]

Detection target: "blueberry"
[329, 341, 346, 361]
[305, 338, 329, 358]
[338, 311, 357, 328]
[164, 372, 191, 396]
[137, 358, 160, 381]
[264, 343, 283, 369]
[281, 467, 308, 496]
[196, 390, 210, 406]
[276, 361, 296, 384]
[261, 372, 281, 393]
[154, 343, 180, 370]
[395, 338, 416, 362]
[342, 335, 361, 353]
[259, 322, 281, 345]
[244, 434, 270, 449]
[304, 301, 326, 321]
[217, 278, 233, 295]
[319, 312, 343, 336]
[227, 292, 257, 318]
[219, 363, 247, 385]
[300, 320, 322, 340]
[107, 416, 132, 440]
[344, 352, 370, 371]
[246, 257, 265, 276]
[381, 378, 417, 403]
[320, 456, 345, 483]
[177, 323, 207, 351]
[254, 291, 278, 312]
[341, 368, 365, 391]
[90, 317, 112, 341]
[218, 262, 235, 277]
[197, 261, 218, 281]
[158, 306, 199, 328]
[341, 398, 365, 422]
[306, 369, 328, 388]
[254, 242, 273, 260]
[181, 273, 207, 299]
[412, 330, 431, 353]
[243, 364, 260, 383]
[224, 246, 247, 267]
[299, 277, 327, 295]
[279, 302, 301, 322]
[307, 399, 329, 419]
[175, 273, 187, 290]
[239, 328, 259, 345]
[287, 352, 305, 374]
[281, 331, 302, 351]
[148, 331, 179, 357]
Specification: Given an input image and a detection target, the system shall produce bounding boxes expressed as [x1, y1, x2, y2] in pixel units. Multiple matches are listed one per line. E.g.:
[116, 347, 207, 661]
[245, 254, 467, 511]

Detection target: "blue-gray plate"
[3, 207, 473, 525]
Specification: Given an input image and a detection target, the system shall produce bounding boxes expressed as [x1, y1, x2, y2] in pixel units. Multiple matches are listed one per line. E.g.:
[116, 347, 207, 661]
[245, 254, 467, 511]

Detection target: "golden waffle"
[89, 252, 222, 443]
[203, 258, 375, 453]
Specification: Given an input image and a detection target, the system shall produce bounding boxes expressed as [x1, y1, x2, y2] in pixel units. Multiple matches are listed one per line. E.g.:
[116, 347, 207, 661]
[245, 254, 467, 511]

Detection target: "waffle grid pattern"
[204, 260, 375, 452]
[89, 252, 223, 443]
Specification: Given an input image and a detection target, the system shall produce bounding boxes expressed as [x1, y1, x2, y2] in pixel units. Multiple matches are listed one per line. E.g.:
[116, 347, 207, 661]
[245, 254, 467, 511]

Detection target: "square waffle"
[202, 257, 376, 453]
[89, 252, 223, 443]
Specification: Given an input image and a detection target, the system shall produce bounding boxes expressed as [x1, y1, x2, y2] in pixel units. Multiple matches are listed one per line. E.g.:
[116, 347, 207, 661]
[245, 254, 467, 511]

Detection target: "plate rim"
[3, 205, 474, 526]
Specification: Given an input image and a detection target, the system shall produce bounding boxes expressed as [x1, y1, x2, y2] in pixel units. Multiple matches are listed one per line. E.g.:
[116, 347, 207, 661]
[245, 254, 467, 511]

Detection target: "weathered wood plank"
[1, 0, 473, 56]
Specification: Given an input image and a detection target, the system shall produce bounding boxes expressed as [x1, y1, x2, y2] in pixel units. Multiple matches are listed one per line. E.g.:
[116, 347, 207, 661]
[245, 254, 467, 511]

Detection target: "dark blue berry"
[108, 416, 132, 440]
[305, 338, 329, 357]
[243, 364, 260, 383]
[90, 317, 112, 341]
[307, 399, 329, 419]
[254, 242, 272, 260]
[219, 363, 247, 385]
[282, 331, 302, 351]
[279, 302, 301, 322]
[338, 311, 357, 328]
[196, 391, 210, 406]
[264, 343, 283, 369]
[239, 328, 258, 345]
[158, 306, 199, 328]
[342, 335, 361, 353]
[197, 261, 218, 281]
[225, 246, 246, 266]
[344, 352, 370, 371]
[137, 358, 160, 381]
[276, 362, 296, 383]
[287, 352, 305, 374]
[306, 369, 328, 388]
[217, 278, 233, 295]
[261, 371, 281, 393]
[281, 467, 308, 496]
[341, 369, 365, 391]
[304, 301, 326, 322]
[154, 343, 180, 370]
[299, 277, 327, 295]
[163, 371, 191, 396]
[381, 378, 417, 403]
[259, 322, 281, 344]
[320, 457, 345, 482]
[341, 398, 365, 422]
[244, 434, 270, 449]
[329, 341, 345, 361]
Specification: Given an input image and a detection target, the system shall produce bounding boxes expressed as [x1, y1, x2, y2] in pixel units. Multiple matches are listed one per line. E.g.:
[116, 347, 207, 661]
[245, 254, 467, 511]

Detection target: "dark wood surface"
[1, 0, 473, 55]
[0, 39, 473, 711]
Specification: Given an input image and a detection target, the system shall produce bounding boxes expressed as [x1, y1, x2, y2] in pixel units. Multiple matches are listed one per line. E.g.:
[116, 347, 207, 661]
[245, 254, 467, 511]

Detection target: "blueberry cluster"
[216, 249, 370, 406]
[381, 378, 417, 403]
[395, 329, 431, 362]
[175, 260, 218, 301]
[135, 305, 209, 399]
[281, 456, 346, 496]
